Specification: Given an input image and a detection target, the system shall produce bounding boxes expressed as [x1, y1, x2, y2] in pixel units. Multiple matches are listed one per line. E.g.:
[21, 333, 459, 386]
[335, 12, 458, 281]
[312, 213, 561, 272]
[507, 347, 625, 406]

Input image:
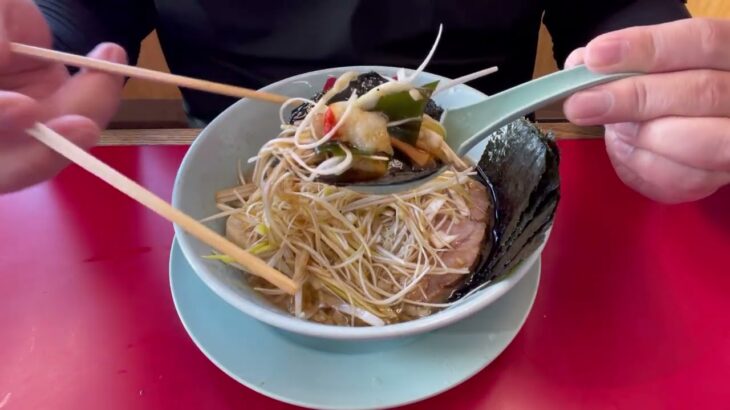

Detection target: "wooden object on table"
[122, 32, 181, 100]
[100, 129, 201, 145]
[99, 123, 603, 146]
[110, 99, 189, 129]
[686, 0, 730, 18]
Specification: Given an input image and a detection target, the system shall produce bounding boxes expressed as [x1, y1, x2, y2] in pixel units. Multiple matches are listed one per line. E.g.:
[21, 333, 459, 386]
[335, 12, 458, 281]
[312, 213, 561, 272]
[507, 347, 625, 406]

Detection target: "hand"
[0, 0, 126, 193]
[563, 18, 730, 203]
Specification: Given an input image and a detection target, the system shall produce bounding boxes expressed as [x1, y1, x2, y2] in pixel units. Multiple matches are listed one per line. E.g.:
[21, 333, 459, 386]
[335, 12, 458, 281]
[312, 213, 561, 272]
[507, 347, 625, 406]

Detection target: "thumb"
[43, 42, 127, 128]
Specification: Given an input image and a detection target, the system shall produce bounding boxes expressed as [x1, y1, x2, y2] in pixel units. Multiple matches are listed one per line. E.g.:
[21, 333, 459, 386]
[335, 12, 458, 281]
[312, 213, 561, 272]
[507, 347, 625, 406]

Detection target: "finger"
[0, 90, 41, 134]
[0, 115, 99, 193]
[583, 18, 730, 73]
[0, 0, 53, 71]
[43, 43, 127, 127]
[564, 69, 730, 124]
[604, 127, 730, 203]
[608, 118, 730, 173]
[46, 114, 101, 148]
[564, 47, 585, 69]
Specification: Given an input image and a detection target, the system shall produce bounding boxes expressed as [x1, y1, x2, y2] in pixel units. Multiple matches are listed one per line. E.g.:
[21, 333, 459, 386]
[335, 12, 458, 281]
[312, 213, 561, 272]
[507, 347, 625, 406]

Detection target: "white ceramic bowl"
[171, 66, 547, 341]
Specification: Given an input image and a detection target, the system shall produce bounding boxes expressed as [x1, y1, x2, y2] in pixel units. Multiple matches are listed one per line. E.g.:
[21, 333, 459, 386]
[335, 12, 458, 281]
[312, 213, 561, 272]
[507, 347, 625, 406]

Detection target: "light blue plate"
[169, 238, 541, 410]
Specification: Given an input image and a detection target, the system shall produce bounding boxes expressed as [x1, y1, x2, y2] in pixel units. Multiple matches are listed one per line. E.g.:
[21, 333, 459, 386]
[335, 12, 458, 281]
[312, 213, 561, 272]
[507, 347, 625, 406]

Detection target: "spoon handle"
[444, 65, 638, 154]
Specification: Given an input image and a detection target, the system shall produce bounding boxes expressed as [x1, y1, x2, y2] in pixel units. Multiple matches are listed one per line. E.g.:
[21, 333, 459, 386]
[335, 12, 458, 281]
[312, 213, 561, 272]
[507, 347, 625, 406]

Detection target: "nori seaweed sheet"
[328, 72, 388, 104]
[450, 119, 560, 301]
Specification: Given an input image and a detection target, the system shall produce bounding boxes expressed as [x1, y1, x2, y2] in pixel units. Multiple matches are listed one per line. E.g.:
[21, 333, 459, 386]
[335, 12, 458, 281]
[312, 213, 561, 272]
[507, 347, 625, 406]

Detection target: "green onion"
[254, 224, 269, 236]
[248, 242, 275, 255]
[203, 254, 235, 264]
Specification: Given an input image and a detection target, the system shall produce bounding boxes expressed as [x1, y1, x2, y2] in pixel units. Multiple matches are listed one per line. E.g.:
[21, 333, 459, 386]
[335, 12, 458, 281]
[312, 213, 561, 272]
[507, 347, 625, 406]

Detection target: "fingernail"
[566, 90, 613, 120]
[89, 43, 127, 64]
[564, 56, 579, 69]
[564, 48, 585, 69]
[608, 132, 635, 160]
[586, 39, 628, 68]
[611, 122, 639, 141]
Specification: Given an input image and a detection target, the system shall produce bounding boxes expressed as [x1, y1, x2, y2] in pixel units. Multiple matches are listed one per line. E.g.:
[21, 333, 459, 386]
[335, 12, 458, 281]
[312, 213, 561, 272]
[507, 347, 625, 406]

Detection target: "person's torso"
[151, 0, 546, 123]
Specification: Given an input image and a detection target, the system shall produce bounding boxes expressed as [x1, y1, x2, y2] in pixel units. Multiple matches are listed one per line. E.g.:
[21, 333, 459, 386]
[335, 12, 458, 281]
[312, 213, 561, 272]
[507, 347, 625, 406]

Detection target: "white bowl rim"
[172, 65, 548, 340]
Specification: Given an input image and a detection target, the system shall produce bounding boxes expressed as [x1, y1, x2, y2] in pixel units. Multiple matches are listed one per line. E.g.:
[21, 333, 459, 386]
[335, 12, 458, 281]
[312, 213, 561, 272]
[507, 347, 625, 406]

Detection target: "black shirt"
[37, 0, 690, 124]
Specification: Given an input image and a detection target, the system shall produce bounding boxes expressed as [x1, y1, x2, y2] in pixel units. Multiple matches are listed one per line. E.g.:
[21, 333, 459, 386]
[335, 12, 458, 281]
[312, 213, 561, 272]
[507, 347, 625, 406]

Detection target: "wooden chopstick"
[26, 123, 297, 295]
[10, 42, 289, 104]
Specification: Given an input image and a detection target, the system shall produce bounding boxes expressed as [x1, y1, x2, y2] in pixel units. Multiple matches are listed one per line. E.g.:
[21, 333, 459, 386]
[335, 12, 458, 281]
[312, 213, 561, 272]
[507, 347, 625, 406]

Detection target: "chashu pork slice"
[407, 180, 492, 303]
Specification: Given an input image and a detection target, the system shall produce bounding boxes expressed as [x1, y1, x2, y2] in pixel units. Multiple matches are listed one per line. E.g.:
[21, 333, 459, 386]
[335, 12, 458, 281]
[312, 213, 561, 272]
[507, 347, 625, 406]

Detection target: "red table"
[1, 140, 728, 409]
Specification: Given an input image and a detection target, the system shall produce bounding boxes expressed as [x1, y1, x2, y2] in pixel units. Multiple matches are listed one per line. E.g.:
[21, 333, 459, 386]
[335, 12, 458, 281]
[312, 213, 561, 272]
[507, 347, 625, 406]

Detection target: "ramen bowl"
[171, 66, 550, 341]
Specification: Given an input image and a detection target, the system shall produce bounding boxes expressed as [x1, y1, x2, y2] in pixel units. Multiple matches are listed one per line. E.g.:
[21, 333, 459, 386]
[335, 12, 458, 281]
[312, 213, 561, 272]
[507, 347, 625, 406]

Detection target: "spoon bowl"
[346, 65, 637, 195]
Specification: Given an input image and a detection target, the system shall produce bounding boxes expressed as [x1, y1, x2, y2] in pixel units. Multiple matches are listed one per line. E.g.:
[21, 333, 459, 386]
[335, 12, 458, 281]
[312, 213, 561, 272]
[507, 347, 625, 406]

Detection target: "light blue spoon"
[348, 65, 637, 194]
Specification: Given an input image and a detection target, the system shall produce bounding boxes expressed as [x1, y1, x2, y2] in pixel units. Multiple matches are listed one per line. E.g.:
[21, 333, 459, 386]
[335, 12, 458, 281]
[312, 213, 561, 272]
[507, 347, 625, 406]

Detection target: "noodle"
[216, 152, 480, 325]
